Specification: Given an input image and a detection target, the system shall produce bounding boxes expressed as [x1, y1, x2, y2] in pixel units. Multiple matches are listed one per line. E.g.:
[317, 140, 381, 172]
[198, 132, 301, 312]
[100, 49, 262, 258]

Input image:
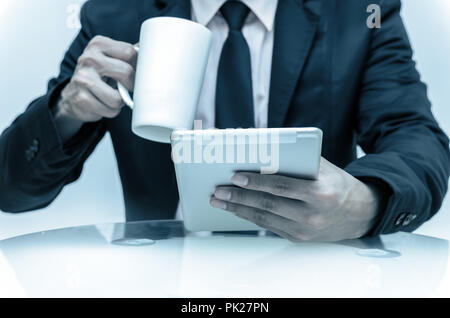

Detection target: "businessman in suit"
[0, 0, 449, 242]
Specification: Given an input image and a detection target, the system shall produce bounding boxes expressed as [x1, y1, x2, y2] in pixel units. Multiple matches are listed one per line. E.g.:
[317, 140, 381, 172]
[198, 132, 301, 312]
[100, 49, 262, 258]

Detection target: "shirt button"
[402, 214, 417, 226]
[394, 213, 407, 227]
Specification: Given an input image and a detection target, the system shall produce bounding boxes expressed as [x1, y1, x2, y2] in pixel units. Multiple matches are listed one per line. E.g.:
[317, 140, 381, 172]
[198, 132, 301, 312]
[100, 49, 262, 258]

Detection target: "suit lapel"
[268, 0, 322, 127]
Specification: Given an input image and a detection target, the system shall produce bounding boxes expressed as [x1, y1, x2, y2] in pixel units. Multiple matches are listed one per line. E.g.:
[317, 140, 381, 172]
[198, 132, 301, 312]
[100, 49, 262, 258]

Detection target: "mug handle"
[117, 45, 140, 109]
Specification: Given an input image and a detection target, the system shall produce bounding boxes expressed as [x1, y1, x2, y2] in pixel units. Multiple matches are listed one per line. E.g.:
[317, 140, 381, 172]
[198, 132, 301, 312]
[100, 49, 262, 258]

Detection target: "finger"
[78, 68, 124, 109]
[98, 55, 136, 91]
[72, 88, 121, 119]
[214, 186, 311, 223]
[73, 68, 124, 110]
[210, 197, 299, 235]
[78, 52, 135, 91]
[91, 77, 124, 110]
[231, 172, 314, 202]
[221, 201, 312, 242]
[89, 35, 138, 65]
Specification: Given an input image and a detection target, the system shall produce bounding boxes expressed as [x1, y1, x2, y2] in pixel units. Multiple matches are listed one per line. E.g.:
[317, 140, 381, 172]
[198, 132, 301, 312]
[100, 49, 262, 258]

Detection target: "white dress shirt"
[175, 0, 278, 219]
[191, 0, 278, 129]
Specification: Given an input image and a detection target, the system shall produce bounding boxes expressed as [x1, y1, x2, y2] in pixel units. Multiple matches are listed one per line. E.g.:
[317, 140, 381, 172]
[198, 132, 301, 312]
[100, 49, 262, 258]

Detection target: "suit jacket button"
[25, 149, 35, 162]
[402, 214, 417, 226]
[30, 139, 40, 153]
[394, 213, 407, 226]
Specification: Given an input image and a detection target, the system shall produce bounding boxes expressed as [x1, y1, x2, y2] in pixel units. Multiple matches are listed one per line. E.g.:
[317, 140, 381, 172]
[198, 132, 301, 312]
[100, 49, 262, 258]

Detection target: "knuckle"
[89, 35, 106, 47]
[253, 212, 267, 226]
[123, 45, 137, 60]
[72, 74, 83, 86]
[228, 188, 240, 202]
[318, 190, 340, 204]
[272, 178, 291, 195]
[72, 71, 90, 87]
[260, 193, 275, 211]
[117, 64, 135, 89]
[78, 52, 98, 68]
[75, 90, 90, 105]
[122, 64, 135, 80]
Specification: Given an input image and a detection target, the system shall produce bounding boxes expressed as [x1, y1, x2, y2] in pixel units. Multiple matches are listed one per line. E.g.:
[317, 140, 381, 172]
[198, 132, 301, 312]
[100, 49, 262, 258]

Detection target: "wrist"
[359, 180, 390, 237]
[52, 96, 84, 143]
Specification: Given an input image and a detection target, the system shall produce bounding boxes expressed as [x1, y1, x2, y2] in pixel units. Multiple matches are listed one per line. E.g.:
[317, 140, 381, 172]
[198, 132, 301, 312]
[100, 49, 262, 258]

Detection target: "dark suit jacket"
[0, 0, 449, 236]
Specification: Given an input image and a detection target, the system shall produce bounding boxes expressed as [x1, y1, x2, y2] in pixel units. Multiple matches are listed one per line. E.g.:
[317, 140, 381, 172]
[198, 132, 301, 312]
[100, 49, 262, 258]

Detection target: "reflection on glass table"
[0, 220, 448, 297]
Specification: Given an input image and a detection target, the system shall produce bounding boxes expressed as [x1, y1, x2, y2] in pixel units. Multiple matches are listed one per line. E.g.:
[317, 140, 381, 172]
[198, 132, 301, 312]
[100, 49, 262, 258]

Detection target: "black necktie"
[215, 1, 254, 129]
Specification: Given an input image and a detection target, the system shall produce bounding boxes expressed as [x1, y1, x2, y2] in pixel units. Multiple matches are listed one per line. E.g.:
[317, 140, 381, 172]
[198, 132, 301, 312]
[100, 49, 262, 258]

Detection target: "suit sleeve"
[0, 1, 106, 212]
[344, 0, 450, 235]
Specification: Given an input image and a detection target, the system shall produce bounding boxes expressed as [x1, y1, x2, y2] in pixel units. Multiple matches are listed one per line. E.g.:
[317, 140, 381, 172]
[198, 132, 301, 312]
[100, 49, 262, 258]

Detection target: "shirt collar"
[191, 0, 278, 31]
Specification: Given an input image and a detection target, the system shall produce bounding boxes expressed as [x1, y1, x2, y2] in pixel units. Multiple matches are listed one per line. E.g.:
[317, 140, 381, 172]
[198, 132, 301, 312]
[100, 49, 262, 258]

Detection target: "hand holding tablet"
[171, 127, 323, 232]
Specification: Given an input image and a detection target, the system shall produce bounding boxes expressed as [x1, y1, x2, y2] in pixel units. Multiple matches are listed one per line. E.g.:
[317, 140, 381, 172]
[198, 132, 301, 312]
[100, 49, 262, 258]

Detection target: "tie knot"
[220, 1, 250, 31]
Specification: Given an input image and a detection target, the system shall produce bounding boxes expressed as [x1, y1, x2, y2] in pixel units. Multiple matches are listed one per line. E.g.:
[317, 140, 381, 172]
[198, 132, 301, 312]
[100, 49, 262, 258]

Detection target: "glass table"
[0, 220, 448, 297]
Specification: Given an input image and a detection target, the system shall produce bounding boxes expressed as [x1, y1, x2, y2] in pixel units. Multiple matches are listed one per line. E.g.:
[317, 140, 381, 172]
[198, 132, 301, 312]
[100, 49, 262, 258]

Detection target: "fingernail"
[231, 174, 249, 187]
[214, 188, 232, 201]
[210, 198, 228, 210]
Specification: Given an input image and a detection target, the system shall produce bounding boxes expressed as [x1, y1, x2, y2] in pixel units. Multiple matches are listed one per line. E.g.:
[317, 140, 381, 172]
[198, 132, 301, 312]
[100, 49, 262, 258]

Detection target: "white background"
[0, 0, 449, 240]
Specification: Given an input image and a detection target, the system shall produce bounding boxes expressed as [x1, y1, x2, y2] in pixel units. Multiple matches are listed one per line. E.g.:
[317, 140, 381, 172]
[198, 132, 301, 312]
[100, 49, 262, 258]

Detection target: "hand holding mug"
[55, 17, 211, 144]
[54, 36, 138, 142]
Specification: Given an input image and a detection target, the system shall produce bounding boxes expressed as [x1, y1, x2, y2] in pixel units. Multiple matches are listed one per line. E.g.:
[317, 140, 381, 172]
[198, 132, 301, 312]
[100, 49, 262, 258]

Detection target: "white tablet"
[171, 127, 322, 232]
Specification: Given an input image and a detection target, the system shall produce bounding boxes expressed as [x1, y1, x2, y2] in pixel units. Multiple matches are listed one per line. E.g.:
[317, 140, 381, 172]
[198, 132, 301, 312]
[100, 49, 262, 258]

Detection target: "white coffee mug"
[118, 17, 212, 143]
